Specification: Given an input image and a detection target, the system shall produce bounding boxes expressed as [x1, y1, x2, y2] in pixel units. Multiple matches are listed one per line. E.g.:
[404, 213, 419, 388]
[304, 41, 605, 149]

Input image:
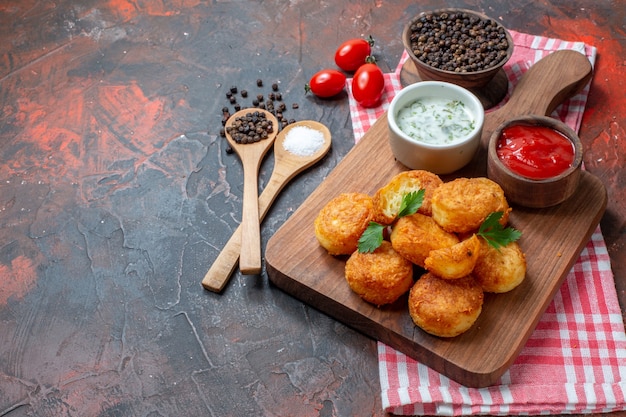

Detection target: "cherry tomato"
[334, 36, 375, 72]
[305, 69, 347, 98]
[351, 63, 385, 108]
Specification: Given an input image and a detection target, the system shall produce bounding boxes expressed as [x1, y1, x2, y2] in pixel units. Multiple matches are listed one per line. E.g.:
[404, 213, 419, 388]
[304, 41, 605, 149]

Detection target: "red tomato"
[334, 36, 375, 72]
[305, 69, 346, 98]
[351, 63, 384, 108]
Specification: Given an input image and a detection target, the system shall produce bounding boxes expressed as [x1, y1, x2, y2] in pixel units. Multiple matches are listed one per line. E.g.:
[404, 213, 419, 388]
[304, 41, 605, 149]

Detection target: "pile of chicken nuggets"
[314, 170, 526, 337]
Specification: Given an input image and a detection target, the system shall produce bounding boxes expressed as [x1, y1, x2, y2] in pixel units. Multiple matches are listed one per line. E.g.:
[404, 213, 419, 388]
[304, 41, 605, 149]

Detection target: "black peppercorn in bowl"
[402, 8, 514, 89]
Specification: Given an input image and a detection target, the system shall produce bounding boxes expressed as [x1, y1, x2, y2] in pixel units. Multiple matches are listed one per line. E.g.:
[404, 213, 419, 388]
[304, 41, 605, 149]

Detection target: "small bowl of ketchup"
[487, 115, 583, 208]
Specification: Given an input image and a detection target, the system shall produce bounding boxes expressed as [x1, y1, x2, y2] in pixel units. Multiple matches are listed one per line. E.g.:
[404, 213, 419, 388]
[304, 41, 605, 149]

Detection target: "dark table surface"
[1, 1, 625, 416]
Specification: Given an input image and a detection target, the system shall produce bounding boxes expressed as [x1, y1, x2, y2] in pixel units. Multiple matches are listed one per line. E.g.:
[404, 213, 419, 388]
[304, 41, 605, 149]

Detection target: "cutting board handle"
[502, 49, 592, 117]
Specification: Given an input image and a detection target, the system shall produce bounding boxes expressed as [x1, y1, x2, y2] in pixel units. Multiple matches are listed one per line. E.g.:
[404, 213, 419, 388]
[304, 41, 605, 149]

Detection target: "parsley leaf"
[397, 189, 425, 218]
[357, 222, 385, 253]
[477, 211, 522, 250]
[357, 190, 424, 253]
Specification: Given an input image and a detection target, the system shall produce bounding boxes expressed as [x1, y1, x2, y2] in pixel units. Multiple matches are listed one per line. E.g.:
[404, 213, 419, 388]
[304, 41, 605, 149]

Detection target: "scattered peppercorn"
[217, 78, 300, 145]
[408, 11, 510, 73]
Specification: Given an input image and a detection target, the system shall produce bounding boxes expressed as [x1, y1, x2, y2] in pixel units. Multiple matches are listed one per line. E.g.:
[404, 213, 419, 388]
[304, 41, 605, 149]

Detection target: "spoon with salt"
[224, 108, 278, 275]
[203, 120, 332, 291]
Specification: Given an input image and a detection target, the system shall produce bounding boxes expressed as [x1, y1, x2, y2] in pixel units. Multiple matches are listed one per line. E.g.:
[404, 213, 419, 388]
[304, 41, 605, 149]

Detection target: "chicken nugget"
[408, 272, 484, 337]
[431, 177, 511, 234]
[345, 241, 414, 306]
[424, 234, 481, 280]
[314, 192, 374, 255]
[372, 170, 443, 224]
[390, 212, 459, 268]
[474, 239, 526, 293]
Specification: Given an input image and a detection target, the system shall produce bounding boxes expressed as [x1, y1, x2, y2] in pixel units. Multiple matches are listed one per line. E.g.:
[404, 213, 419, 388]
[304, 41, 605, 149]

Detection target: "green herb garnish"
[477, 211, 522, 249]
[357, 222, 386, 253]
[397, 190, 425, 218]
[357, 190, 425, 253]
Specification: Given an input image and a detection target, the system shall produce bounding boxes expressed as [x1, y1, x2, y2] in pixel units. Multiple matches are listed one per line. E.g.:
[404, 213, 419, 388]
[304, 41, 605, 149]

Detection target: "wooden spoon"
[224, 108, 278, 275]
[203, 120, 332, 292]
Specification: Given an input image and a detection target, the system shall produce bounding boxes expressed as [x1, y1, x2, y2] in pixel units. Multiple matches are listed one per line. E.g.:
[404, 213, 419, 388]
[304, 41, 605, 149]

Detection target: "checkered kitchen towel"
[348, 30, 626, 415]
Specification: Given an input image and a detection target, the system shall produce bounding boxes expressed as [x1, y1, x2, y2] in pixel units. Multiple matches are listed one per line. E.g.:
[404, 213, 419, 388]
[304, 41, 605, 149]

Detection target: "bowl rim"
[402, 8, 514, 77]
[487, 115, 584, 183]
[388, 80, 485, 150]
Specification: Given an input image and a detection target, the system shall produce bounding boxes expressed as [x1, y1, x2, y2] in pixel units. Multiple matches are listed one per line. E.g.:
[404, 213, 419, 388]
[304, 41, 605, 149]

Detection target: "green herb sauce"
[397, 97, 476, 144]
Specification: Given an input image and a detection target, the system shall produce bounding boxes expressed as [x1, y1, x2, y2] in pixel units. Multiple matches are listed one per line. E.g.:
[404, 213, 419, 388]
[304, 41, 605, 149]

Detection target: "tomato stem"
[365, 55, 377, 64]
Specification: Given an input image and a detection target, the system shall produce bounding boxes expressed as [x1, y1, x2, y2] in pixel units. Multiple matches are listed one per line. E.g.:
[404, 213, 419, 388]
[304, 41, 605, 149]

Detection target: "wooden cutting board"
[265, 50, 605, 388]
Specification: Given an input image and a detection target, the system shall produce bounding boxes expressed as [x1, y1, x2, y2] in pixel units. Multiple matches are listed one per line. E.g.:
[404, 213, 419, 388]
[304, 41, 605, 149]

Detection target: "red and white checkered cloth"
[348, 30, 626, 416]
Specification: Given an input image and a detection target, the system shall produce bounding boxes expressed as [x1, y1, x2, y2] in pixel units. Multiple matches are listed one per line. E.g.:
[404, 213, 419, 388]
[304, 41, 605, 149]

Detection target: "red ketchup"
[496, 125, 575, 180]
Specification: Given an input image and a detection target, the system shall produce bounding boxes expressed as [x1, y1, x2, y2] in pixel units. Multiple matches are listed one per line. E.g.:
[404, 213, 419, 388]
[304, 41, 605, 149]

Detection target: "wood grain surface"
[265, 50, 606, 387]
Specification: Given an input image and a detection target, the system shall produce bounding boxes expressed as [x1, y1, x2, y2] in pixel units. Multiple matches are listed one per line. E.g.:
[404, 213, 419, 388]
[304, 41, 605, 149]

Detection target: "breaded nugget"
[431, 177, 511, 234]
[372, 170, 443, 224]
[345, 241, 414, 306]
[408, 272, 484, 337]
[314, 192, 374, 255]
[424, 234, 481, 280]
[474, 239, 526, 293]
[390, 212, 459, 268]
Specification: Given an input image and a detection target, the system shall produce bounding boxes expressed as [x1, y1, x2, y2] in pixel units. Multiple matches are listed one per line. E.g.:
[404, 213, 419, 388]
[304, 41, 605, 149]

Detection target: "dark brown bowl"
[402, 8, 514, 89]
[487, 115, 583, 208]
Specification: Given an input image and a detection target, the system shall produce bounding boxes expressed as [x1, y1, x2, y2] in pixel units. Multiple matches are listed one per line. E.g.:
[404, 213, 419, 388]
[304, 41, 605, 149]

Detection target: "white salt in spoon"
[203, 120, 332, 292]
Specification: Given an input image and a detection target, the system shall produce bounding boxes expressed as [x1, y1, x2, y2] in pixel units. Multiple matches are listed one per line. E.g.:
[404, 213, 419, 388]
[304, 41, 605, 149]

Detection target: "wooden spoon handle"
[202, 226, 244, 292]
[238, 159, 263, 275]
[201, 171, 285, 291]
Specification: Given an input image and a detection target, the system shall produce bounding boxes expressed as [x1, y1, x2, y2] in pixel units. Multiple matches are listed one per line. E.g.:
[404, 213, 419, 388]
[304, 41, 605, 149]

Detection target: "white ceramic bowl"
[388, 81, 484, 174]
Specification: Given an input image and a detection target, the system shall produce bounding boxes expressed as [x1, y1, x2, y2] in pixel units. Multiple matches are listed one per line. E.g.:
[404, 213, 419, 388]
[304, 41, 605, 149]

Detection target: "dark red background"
[1, 1, 624, 416]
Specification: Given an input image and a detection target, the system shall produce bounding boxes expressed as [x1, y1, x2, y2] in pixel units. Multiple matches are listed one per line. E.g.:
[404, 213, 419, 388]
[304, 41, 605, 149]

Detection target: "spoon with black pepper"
[224, 108, 278, 275]
[203, 120, 332, 291]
